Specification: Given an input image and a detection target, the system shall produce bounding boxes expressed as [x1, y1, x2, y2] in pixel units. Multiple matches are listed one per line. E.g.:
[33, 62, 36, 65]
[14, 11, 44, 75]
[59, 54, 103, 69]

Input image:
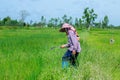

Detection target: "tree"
[68, 16, 73, 25]
[75, 18, 79, 28]
[79, 18, 83, 29]
[62, 14, 68, 23]
[82, 7, 97, 30]
[10, 20, 19, 26]
[3, 16, 11, 26]
[40, 16, 46, 27]
[30, 20, 33, 26]
[57, 17, 62, 27]
[54, 18, 58, 27]
[102, 15, 109, 29]
[74, 18, 83, 29]
[0, 18, 4, 26]
[48, 17, 62, 27]
[19, 10, 29, 26]
[48, 18, 55, 27]
[94, 21, 102, 28]
[62, 15, 73, 24]
[0, 16, 19, 26]
[109, 24, 114, 29]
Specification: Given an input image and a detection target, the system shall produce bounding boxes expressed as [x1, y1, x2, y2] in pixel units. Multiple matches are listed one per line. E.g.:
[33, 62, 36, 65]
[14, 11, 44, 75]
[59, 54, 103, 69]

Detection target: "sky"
[0, 0, 120, 26]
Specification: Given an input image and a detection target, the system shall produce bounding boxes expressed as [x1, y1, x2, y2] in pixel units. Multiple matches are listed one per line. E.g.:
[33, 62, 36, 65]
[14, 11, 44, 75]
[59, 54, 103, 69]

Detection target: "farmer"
[59, 23, 81, 68]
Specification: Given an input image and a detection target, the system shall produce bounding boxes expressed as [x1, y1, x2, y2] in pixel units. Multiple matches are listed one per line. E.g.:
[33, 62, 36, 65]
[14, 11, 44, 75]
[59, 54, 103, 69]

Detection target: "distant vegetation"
[0, 8, 120, 29]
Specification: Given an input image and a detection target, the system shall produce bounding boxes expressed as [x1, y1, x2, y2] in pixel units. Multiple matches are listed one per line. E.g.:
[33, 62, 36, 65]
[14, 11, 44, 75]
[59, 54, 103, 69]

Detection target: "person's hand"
[77, 36, 80, 41]
[60, 45, 65, 48]
[72, 50, 76, 55]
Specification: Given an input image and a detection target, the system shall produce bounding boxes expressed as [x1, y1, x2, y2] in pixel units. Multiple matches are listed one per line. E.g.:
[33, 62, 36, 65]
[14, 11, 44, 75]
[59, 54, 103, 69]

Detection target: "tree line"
[0, 8, 119, 29]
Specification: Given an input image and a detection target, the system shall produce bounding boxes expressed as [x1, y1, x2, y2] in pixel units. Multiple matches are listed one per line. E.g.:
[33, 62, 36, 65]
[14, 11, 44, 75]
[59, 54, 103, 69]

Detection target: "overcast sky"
[0, 0, 120, 26]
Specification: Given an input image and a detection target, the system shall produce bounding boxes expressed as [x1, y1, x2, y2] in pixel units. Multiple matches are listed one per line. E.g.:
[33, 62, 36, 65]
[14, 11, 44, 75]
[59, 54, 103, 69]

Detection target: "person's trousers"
[62, 50, 79, 68]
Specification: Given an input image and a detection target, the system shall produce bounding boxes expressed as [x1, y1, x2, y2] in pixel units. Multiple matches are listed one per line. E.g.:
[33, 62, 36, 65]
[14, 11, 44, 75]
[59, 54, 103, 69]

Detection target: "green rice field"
[0, 28, 120, 80]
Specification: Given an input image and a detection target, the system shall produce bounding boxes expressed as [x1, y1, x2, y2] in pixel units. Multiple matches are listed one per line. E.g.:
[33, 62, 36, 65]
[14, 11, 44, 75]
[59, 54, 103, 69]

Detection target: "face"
[65, 28, 69, 35]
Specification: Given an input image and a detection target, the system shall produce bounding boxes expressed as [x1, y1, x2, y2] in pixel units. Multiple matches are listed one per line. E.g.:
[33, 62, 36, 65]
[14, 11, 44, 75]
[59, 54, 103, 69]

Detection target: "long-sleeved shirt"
[66, 30, 81, 53]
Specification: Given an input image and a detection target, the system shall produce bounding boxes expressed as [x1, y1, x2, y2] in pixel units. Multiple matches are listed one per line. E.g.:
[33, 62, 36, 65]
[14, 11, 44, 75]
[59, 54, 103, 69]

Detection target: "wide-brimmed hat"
[59, 23, 75, 32]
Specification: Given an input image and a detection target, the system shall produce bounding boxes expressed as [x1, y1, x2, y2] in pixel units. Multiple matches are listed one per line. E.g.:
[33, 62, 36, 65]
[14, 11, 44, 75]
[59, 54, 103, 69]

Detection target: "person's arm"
[60, 44, 69, 48]
[69, 31, 78, 54]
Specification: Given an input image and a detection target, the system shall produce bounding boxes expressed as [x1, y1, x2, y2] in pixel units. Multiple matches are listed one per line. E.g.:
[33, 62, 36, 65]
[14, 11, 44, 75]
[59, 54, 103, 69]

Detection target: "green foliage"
[47, 18, 61, 27]
[0, 8, 118, 29]
[82, 7, 98, 30]
[62, 14, 73, 24]
[0, 16, 22, 27]
[102, 15, 109, 29]
[75, 18, 83, 29]
[39, 16, 46, 27]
